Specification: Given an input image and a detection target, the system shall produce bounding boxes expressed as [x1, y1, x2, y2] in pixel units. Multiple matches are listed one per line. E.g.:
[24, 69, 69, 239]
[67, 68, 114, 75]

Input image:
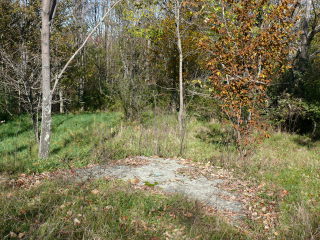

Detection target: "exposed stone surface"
[75, 157, 243, 215]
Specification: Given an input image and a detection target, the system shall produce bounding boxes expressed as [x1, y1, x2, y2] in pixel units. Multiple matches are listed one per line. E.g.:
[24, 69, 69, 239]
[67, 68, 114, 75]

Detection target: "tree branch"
[51, 0, 123, 95]
[310, 49, 320, 60]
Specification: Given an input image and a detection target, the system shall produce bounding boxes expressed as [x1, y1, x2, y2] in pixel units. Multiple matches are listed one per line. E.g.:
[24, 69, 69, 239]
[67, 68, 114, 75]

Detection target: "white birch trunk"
[175, 0, 185, 155]
[37, 0, 122, 159]
[39, 0, 52, 159]
[59, 87, 64, 114]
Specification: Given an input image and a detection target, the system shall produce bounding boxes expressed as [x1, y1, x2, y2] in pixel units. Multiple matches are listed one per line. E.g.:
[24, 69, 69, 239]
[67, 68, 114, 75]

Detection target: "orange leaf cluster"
[201, 0, 297, 145]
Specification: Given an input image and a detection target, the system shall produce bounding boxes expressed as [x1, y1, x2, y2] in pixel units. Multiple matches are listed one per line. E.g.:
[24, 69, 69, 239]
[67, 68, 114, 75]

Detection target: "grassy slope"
[0, 112, 219, 174]
[0, 112, 319, 239]
[249, 133, 320, 239]
[0, 179, 246, 240]
[0, 112, 122, 173]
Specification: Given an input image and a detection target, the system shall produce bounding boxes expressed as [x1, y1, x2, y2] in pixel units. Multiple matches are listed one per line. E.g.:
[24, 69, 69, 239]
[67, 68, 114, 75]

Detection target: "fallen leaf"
[18, 232, 25, 239]
[184, 212, 193, 217]
[9, 232, 17, 238]
[280, 189, 289, 198]
[19, 209, 27, 215]
[104, 205, 113, 211]
[130, 178, 140, 185]
[34, 180, 41, 185]
[91, 189, 100, 195]
[73, 218, 81, 225]
[6, 193, 14, 198]
[104, 176, 112, 181]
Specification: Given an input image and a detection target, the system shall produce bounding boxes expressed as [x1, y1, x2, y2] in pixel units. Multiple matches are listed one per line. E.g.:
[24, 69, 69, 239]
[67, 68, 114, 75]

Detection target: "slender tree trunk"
[175, 0, 185, 155]
[146, 39, 151, 83]
[39, 0, 52, 159]
[59, 87, 64, 113]
[18, 88, 22, 114]
[300, 1, 311, 57]
[32, 111, 39, 142]
[37, 0, 123, 159]
[29, 82, 40, 142]
[295, 0, 313, 72]
[79, 77, 85, 111]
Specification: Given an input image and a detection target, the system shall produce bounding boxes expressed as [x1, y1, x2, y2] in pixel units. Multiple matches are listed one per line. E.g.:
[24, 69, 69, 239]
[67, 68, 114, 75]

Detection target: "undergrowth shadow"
[53, 115, 75, 129]
[196, 124, 234, 147]
[293, 136, 318, 149]
[0, 124, 31, 141]
[2, 145, 28, 155]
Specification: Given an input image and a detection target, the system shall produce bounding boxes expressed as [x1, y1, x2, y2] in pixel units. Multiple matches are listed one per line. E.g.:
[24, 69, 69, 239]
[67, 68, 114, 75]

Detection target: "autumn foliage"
[201, 0, 297, 146]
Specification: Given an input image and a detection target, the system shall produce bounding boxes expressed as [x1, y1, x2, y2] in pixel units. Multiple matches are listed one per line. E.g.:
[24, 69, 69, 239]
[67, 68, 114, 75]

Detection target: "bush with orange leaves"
[200, 0, 297, 150]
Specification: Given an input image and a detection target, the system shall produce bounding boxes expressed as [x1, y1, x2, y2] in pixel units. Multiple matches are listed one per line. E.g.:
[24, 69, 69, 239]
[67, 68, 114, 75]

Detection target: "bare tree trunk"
[295, 0, 320, 71]
[79, 75, 85, 111]
[32, 111, 39, 142]
[59, 87, 64, 113]
[299, 0, 312, 65]
[39, 0, 52, 159]
[18, 88, 22, 114]
[175, 0, 185, 155]
[37, 0, 122, 159]
[74, 0, 86, 111]
[146, 39, 151, 83]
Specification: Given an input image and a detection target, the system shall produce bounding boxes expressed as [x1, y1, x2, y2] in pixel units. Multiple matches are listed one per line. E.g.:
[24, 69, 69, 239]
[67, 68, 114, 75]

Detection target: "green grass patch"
[0, 179, 247, 240]
[247, 133, 320, 239]
[0, 112, 229, 175]
[1, 112, 320, 239]
[90, 114, 236, 163]
[0, 112, 122, 174]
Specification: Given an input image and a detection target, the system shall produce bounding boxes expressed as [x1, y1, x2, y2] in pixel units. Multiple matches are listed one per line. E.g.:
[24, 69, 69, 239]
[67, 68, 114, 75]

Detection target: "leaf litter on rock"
[4, 156, 287, 235]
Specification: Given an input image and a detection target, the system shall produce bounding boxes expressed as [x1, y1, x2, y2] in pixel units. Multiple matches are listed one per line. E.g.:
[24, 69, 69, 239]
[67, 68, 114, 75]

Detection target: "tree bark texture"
[59, 87, 64, 113]
[39, 0, 52, 159]
[175, 0, 185, 155]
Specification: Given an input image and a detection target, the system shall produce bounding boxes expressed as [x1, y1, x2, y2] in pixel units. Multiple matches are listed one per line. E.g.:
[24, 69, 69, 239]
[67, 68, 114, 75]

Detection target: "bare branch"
[51, 0, 123, 95]
[310, 49, 320, 59]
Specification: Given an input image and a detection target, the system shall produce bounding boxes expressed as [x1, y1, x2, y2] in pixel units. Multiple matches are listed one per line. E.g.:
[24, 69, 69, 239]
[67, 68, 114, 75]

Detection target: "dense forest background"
[1, 0, 319, 142]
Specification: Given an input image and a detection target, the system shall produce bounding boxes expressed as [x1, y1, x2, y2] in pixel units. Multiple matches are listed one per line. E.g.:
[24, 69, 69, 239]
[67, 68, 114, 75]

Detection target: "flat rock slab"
[75, 157, 243, 216]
